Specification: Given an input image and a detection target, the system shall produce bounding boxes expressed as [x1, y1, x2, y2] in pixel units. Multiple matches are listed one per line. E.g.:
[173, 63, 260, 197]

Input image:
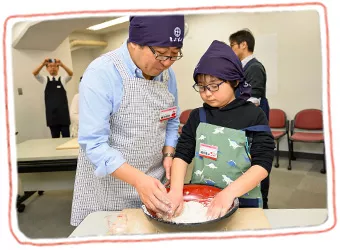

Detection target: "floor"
[16, 157, 328, 239]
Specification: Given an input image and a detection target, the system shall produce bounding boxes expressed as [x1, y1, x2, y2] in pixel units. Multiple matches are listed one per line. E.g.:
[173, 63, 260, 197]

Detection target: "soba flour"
[170, 201, 209, 224]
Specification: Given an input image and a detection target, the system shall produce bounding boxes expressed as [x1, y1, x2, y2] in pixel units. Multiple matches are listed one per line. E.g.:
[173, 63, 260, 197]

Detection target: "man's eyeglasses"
[192, 81, 225, 93]
[149, 46, 183, 61]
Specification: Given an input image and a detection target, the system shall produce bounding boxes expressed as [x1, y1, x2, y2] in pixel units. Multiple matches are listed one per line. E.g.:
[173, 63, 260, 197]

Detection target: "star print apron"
[70, 51, 175, 226]
[191, 107, 271, 208]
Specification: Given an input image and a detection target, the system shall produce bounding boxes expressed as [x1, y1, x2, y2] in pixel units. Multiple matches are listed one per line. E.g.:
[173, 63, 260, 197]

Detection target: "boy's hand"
[167, 189, 184, 218]
[206, 189, 235, 220]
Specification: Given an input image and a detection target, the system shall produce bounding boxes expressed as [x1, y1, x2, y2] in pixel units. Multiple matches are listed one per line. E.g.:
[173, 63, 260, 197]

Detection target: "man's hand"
[163, 156, 173, 186]
[56, 59, 61, 66]
[43, 58, 49, 66]
[135, 174, 172, 215]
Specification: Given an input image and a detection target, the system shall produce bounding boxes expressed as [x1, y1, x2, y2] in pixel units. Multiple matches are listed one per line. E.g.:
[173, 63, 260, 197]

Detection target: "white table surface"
[69, 209, 328, 237]
[16, 138, 79, 191]
[16, 138, 79, 161]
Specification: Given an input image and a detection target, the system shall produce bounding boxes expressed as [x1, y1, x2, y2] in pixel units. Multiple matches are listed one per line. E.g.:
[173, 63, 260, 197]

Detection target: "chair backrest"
[294, 109, 323, 130]
[269, 109, 287, 128]
[179, 109, 192, 124]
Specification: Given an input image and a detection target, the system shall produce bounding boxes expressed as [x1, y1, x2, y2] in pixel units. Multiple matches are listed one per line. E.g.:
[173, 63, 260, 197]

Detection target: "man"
[229, 29, 270, 119]
[70, 15, 185, 226]
[32, 58, 73, 138]
[229, 29, 271, 209]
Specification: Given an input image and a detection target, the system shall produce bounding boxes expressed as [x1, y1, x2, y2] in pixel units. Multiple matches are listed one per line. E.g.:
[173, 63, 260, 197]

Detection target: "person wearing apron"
[44, 76, 71, 137]
[70, 77, 82, 138]
[229, 29, 271, 209]
[33, 58, 73, 138]
[70, 15, 185, 226]
[168, 40, 274, 220]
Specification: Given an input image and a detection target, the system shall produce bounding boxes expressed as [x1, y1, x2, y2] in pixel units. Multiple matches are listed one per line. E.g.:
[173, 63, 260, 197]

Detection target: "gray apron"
[70, 51, 175, 226]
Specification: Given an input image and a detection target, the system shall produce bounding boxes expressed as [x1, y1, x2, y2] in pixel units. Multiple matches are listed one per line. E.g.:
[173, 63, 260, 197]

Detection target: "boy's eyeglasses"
[192, 81, 225, 93]
[148, 46, 183, 61]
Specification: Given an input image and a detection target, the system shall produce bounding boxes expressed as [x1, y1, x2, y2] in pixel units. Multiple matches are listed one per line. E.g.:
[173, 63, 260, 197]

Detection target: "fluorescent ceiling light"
[87, 16, 129, 31]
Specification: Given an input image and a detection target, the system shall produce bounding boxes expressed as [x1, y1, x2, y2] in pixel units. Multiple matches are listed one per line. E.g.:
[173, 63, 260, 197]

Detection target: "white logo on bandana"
[174, 27, 181, 37]
[169, 27, 183, 42]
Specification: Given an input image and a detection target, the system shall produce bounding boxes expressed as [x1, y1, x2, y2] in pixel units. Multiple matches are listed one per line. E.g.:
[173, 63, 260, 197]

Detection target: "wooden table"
[69, 208, 328, 237]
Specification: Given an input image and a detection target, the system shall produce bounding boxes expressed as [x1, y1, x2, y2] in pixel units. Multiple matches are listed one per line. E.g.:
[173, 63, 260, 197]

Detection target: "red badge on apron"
[160, 106, 177, 122]
[199, 143, 218, 160]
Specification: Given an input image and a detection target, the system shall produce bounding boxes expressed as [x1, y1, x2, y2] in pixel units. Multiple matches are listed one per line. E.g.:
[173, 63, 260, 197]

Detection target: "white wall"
[92, 27, 128, 58]
[69, 32, 105, 42]
[69, 32, 109, 95]
[175, 11, 323, 154]
[12, 11, 323, 154]
[12, 28, 104, 143]
[70, 49, 98, 95]
[93, 10, 323, 154]
[12, 37, 75, 143]
[12, 21, 40, 48]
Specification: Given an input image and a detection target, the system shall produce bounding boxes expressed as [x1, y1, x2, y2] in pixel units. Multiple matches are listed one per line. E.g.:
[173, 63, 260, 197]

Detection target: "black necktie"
[52, 77, 55, 81]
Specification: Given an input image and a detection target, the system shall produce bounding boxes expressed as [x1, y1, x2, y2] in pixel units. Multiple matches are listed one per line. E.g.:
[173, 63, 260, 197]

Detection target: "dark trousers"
[259, 97, 270, 208]
[49, 125, 70, 138]
[261, 176, 270, 209]
[260, 97, 270, 121]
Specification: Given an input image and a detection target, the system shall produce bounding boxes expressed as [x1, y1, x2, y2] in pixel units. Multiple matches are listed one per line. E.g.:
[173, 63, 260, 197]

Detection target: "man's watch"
[163, 152, 174, 158]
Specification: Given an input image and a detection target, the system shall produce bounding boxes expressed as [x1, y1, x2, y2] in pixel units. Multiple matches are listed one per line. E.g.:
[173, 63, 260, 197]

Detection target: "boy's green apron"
[191, 107, 271, 208]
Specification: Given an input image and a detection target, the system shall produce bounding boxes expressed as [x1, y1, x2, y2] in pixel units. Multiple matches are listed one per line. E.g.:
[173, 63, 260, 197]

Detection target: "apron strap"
[199, 107, 207, 123]
[242, 125, 271, 132]
[239, 197, 262, 208]
[242, 125, 271, 150]
[110, 52, 131, 80]
[200, 107, 270, 133]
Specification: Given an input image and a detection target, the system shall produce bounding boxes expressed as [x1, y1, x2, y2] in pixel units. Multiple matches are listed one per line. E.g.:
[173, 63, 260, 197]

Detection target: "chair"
[288, 109, 325, 173]
[269, 109, 289, 168]
[178, 109, 192, 134]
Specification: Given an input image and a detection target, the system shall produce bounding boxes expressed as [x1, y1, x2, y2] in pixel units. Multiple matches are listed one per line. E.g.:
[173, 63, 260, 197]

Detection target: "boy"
[168, 40, 274, 220]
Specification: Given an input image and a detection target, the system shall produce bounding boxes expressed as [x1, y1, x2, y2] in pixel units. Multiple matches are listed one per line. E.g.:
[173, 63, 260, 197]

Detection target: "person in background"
[167, 40, 274, 219]
[32, 58, 73, 138]
[70, 76, 82, 138]
[229, 29, 271, 209]
[70, 15, 185, 226]
[229, 29, 269, 118]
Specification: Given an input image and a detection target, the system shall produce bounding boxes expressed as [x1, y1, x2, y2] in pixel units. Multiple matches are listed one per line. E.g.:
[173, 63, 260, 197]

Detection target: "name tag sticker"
[57, 85, 61, 88]
[199, 143, 218, 160]
[160, 106, 177, 122]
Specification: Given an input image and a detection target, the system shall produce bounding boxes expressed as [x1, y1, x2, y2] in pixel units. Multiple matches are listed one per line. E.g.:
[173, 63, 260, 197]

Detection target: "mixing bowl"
[141, 184, 239, 232]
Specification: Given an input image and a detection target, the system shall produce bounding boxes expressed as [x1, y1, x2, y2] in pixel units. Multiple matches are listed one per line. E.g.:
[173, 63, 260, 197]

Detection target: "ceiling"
[12, 16, 129, 51]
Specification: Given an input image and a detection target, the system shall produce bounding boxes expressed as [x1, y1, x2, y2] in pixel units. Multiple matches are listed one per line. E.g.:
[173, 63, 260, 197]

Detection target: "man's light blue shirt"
[78, 41, 180, 177]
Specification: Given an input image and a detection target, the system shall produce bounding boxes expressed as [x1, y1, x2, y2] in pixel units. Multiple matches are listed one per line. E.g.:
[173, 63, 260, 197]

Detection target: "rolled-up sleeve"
[35, 74, 46, 84]
[78, 62, 126, 177]
[165, 68, 180, 148]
